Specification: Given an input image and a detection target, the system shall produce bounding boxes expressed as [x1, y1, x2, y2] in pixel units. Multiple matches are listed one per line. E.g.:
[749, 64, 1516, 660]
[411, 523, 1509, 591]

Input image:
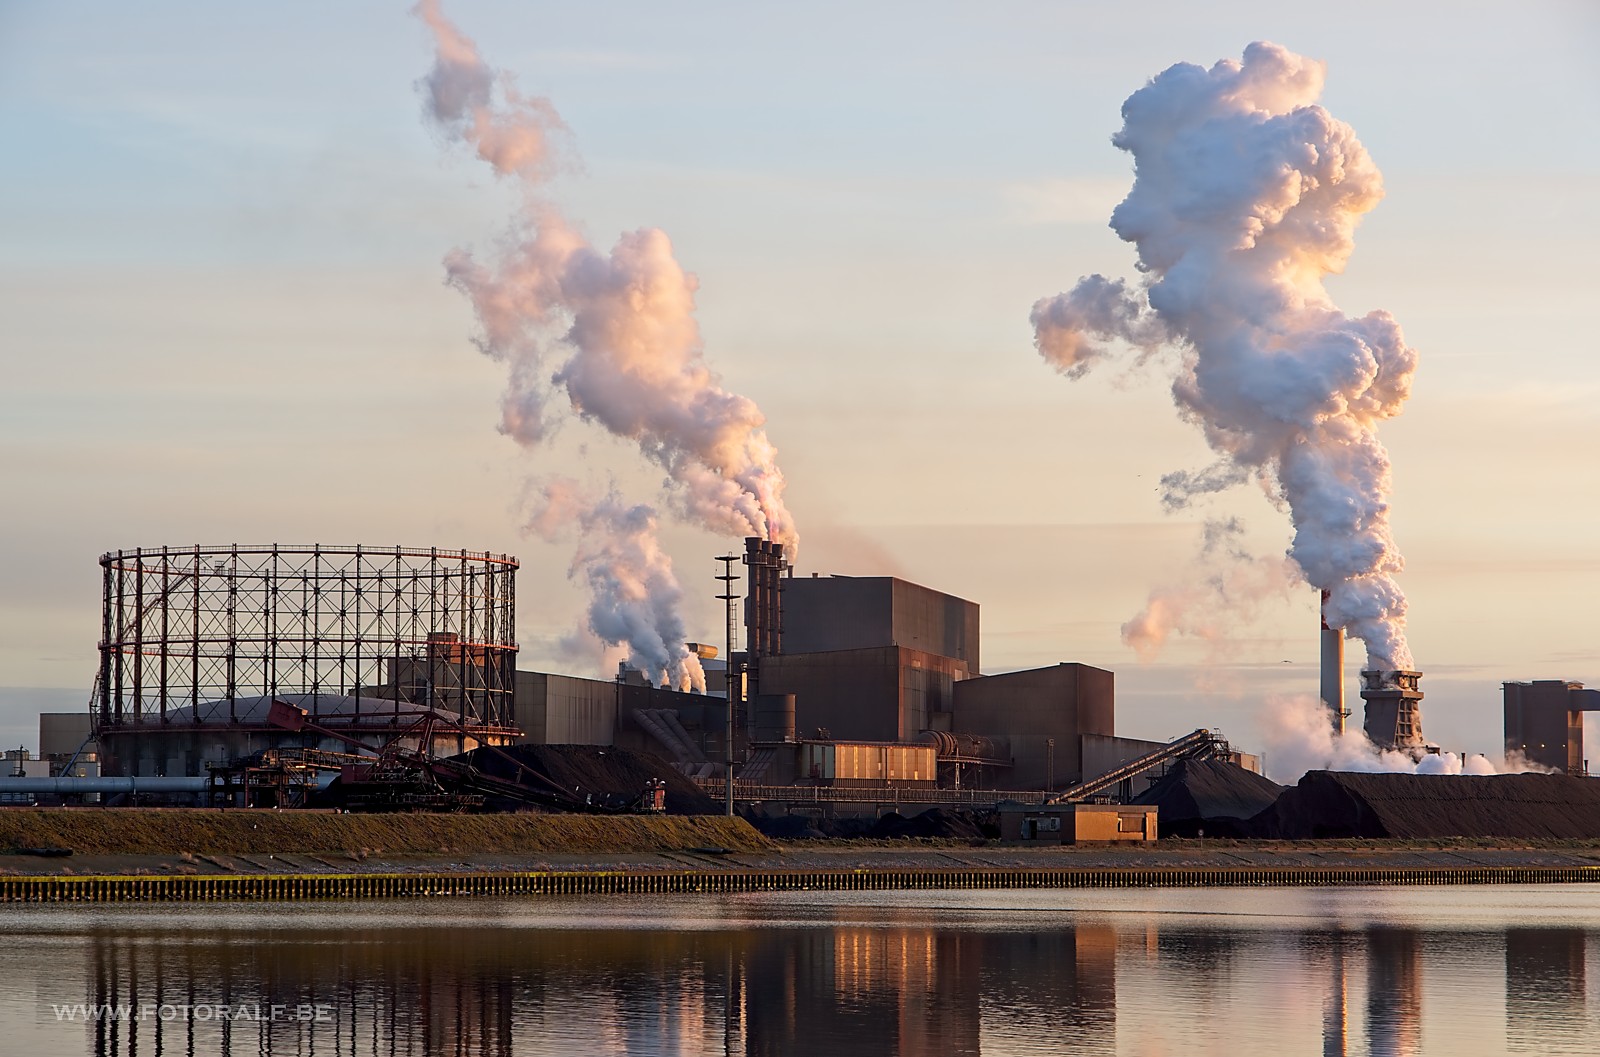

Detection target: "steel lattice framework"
[97, 544, 518, 730]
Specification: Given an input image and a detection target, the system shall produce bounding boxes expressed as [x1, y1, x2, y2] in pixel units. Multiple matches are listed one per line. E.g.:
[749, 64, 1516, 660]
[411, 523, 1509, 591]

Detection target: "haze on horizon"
[1, 1, 1596, 764]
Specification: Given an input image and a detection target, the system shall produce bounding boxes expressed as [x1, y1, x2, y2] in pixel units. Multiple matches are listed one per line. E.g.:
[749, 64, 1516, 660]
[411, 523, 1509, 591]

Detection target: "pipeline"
[2, 864, 1599, 902]
[0, 776, 208, 794]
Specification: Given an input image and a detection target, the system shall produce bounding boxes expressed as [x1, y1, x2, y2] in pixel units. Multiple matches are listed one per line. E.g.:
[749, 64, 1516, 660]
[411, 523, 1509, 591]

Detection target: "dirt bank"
[0, 808, 771, 858]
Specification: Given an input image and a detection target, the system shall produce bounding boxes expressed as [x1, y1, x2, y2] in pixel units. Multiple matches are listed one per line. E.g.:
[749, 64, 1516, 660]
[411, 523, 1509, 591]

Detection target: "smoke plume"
[1122, 517, 1299, 662]
[415, 0, 797, 554]
[1031, 42, 1417, 671]
[526, 478, 705, 691]
[1260, 695, 1551, 782]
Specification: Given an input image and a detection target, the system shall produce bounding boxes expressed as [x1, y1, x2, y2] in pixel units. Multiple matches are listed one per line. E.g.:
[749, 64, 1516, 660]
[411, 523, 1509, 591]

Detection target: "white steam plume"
[527, 478, 705, 692]
[1031, 42, 1417, 671]
[1260, 694, 1553, 782]
[415, 0, 798, 555]
[1122, 517, 1299, 662]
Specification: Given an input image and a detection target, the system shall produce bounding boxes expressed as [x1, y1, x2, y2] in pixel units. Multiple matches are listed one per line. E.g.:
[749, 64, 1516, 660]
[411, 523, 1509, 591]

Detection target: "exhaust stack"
[1359, 669, 1428, 755]
[1320, 590, 1345, 735]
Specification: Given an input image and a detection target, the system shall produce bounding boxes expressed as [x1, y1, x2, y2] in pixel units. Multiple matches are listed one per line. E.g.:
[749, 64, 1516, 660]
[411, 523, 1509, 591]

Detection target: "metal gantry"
[96, 544, 519, 731]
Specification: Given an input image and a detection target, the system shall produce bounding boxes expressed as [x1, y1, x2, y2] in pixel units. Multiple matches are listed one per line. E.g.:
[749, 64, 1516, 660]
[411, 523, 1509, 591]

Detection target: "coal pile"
[749, 814, 828, 840]
[869, 808, 990, 842]
[1250, 771, 1600, 840]
[1133, 759, 1285, 838]
[744, 807, 995, 841]
[454, 744, 719, 815]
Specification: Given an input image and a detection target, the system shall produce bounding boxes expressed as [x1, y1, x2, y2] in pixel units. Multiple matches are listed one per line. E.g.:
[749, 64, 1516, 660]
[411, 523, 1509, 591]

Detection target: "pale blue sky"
[2, 1, 1597, 761]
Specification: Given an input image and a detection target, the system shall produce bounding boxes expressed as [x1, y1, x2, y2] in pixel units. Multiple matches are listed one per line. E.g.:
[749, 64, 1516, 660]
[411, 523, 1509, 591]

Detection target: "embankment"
[0, 808, 772, 857]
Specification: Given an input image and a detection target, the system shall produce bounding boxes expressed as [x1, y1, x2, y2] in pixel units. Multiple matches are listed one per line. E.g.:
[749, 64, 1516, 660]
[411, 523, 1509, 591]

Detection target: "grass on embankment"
[0, 809, 773, 858]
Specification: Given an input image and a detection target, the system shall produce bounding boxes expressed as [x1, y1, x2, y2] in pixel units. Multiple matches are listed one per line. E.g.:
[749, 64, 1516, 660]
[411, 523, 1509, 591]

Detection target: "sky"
[2, 1, 1597, 766]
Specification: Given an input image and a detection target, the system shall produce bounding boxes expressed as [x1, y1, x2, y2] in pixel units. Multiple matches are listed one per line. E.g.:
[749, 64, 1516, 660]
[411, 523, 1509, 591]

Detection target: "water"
[3, 885, 1598, 1056]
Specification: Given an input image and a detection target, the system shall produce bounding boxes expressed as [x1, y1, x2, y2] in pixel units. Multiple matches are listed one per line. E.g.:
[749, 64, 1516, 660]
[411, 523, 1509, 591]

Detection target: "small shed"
[999, 802, 1158, 844]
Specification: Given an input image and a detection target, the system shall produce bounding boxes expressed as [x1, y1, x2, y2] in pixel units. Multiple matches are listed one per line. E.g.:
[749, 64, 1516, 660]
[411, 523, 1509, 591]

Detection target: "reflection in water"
[1506, 928, 1588, 1054]
[5, 891, 1598, 1057]
[1365, 927, 1423, 1057]
[1323, 937, 1349, 1057]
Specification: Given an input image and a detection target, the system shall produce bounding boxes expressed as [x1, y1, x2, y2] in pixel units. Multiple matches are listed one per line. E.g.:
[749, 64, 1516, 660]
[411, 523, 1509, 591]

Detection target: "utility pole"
[716, 555, 740, 818]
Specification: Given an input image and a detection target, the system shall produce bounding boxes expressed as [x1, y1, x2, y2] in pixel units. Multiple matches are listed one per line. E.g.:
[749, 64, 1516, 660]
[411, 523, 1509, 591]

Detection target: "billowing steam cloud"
[1260, 695, 1551, 782]
[415, 0, 797, 554]
[415, 1, 796, 683]
[1032, 42, 1417, 671]
[527, 478, 704, 691]
[1122, 518, 1298, 662]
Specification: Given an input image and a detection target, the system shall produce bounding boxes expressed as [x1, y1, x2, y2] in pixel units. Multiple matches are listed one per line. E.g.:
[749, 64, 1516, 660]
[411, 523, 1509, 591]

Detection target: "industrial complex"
[2, 538, 1594, 827]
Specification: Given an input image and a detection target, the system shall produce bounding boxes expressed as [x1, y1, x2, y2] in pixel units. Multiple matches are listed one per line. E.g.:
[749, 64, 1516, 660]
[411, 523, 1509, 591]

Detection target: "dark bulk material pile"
[868, 808, 991, 842]
[1133, 759, 1285, 838]
[745, 807, 994, 842]
[455, 745, 720, 815]
[1251, 771, 1600, 840]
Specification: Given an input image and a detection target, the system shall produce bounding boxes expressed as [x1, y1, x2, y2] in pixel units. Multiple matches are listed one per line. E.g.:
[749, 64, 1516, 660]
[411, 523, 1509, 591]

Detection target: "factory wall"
[1080, 734, 1167, 797]
[617, 682, 727, 764]
[512, 668, 731, 766]
[782, 575, 980, 675]
[40, 712, 93, 760]
[1504, 680, 1600, 774]
[799, 741, 938, 786]
[952, 663, 1115, 788]
[758, 646, 970, 743]
[513, 671, 619, 746]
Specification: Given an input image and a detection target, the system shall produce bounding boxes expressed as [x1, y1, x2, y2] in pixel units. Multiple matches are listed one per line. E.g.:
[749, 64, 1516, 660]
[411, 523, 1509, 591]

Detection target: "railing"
[696, 779, 1049, 806]
[101, 544, 517, 564]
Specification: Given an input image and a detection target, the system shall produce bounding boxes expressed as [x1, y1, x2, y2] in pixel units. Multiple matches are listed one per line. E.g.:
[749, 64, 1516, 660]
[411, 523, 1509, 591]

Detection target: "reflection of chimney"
[1365, 928, 1423, 1057]
[1360, 670, 1427, 754]
[1320, 590, 1345, 735]
[1322, 939, 1349, 1057]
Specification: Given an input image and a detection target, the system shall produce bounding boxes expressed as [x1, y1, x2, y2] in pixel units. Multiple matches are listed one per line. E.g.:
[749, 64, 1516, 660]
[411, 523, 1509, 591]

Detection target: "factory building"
[1504, 680, 1600, 774]
[759, 646, 969, 742]
[514, 669, 729, 776]
[495, 558, 1161, 793]
[781, 574, 980, 674]
[40, 539, 1236, 802]
[744, 568, 1137, 789]
[950, 663, 1114, 788]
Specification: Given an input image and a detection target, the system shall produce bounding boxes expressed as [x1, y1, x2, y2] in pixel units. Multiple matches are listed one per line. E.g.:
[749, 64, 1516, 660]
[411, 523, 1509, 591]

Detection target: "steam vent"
[1360, 670, 1426, 754]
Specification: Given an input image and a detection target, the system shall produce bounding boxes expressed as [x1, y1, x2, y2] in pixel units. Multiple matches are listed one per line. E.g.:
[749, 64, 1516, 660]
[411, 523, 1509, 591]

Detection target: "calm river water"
[2, 884, 1598, 1056]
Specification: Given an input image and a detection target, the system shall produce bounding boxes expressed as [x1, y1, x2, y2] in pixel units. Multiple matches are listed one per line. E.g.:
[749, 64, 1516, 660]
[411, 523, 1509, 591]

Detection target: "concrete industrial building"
[1504, 680, 1600, 774]
[951, 663, 1115, 788]
[495, 562, 1188, 795]
[33, 539, 1244, 804]
[781, 574, 980, 674]
[759, 645, 970, 743]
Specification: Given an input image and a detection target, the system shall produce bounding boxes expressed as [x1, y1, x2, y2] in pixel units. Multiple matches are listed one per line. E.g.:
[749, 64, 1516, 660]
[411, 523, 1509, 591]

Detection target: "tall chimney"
[1320, 589, 1345, 735]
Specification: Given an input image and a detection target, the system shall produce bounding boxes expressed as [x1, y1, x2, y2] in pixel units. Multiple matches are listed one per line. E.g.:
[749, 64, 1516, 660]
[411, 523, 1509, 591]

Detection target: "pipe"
[0, 776, 208, 794]
[1320, 590, 1345, 735]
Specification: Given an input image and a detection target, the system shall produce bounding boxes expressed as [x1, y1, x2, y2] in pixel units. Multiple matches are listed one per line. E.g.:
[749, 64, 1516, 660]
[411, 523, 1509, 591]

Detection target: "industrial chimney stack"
[1359, 669, 1429, 755]
[1320, 590, 1346, 735]
[742, 536, 788, 699]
